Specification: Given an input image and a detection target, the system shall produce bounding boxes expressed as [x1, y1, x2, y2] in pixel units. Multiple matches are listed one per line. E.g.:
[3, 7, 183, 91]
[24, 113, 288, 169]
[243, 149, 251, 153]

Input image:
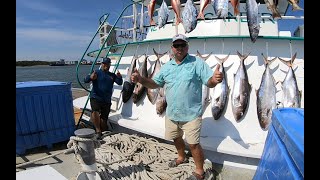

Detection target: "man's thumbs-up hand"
[213, 63, 223, 83]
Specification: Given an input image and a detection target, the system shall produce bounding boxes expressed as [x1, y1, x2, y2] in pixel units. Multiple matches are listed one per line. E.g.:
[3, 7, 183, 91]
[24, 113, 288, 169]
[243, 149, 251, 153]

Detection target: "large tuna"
[211, 54, 230, 120]
[246, 0, 260, 43]
[158, 0, 170, 28]
[122, 55, 138, 103]
[147, 49, 167, 104]
[256, 54, 277, 130]
[196, 50, 213, 115]
[231, 51, 251, 122]
[182, 0, 198, 33]
[278, 52, 301, 108]
[213, 0, 229, 19]
[132, 55, 148, 104]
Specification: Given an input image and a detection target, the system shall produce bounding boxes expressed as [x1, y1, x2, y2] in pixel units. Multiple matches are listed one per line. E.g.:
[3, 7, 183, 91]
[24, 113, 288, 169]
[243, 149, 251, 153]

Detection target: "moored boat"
[73, 0, 304, 178]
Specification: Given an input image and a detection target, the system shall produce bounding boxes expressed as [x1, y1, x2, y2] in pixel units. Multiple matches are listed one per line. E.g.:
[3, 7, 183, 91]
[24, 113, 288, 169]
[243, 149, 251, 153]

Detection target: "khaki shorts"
[165, 116, 202, 144]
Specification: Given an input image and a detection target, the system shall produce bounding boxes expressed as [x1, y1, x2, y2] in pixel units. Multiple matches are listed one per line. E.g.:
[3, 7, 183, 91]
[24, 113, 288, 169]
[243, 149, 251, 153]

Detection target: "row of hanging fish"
[121, 49, 168, 115]
[196, 51, 302, 130]
[147, 0, 303, 42]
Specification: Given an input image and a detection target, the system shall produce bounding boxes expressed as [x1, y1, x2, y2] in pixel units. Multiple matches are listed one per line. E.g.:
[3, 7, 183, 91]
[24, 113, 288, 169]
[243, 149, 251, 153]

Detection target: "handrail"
[75, 43, 129, 129]
[113, 43, 128, 73]
[75, 13, 110, 92]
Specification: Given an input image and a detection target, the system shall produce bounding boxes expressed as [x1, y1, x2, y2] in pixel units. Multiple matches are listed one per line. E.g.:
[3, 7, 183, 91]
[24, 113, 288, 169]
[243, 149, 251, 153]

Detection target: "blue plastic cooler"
[16, 81, 75, 155]
[253, 108, 304, 180]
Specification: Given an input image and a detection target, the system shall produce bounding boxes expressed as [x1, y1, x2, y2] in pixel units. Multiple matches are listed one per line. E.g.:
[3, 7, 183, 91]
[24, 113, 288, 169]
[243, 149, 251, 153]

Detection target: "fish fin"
[237, 51, 251, 61]
[280, 68, 287, 74]
[270, 64, 279, 74]
[197, 50, 213, 61]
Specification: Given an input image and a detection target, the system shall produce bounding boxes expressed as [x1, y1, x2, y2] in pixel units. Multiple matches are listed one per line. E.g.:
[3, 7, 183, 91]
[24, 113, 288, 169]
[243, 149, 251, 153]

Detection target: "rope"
[93, 133, 219, 180]
[17, 132, 221, 180]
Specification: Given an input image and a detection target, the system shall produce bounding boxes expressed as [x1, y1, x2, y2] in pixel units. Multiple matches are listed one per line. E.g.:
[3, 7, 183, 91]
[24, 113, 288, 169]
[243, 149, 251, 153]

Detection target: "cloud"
[16, 28, 92, 45]
[18, 0, 63, 14]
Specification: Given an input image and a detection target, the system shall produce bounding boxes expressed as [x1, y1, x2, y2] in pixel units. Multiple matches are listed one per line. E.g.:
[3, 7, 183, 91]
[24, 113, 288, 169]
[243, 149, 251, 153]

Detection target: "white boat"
[73, 0, 304, 178]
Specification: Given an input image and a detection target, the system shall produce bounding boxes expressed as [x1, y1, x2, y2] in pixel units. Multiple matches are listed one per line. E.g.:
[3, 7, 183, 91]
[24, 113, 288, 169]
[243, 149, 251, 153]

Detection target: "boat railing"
[75, 1, 142, 129]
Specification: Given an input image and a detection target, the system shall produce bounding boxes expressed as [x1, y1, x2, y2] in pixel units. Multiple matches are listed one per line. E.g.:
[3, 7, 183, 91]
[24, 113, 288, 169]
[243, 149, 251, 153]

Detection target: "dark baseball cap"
[102, 57, 111, 64]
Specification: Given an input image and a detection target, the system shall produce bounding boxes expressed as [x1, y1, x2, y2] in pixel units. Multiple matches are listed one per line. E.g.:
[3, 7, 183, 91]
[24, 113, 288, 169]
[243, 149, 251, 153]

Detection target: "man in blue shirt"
[131, 34, 223, 180]
[84, 57, 123, 139]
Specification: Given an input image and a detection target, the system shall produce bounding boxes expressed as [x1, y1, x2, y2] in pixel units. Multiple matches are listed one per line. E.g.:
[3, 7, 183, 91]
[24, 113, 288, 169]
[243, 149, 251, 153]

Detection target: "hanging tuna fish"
[256, 54, 277, 130]
[182, 0, 198, 33]
[158, 0, 170, 29]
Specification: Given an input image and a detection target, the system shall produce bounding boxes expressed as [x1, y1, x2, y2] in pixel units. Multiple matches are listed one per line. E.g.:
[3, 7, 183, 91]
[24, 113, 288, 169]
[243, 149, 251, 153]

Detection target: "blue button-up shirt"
[84, 69, 123, 103]
[153, 54, 213, 121]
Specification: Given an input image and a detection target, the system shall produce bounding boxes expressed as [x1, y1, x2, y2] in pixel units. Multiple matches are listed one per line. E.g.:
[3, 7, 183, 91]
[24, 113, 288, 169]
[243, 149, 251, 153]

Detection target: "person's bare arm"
[207, 64, 223, 88]
[131, 69, 160, 89]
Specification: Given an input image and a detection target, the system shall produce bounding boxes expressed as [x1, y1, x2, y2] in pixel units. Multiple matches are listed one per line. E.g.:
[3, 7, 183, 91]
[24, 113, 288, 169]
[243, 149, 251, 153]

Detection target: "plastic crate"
[16, 81, 75, 155]
[253, 108, 304, 179]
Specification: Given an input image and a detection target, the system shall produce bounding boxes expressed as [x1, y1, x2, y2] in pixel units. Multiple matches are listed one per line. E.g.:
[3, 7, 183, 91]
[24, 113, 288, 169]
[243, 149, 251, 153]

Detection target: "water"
[16, 65, 101, 89]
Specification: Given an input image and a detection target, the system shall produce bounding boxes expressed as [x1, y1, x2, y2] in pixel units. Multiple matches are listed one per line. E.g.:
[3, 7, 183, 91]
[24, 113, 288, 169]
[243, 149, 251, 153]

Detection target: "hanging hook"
[221, 38, 225, 54]
[266, 41, 269, 58]
[134, 44, 140, 56]
[289, 40, 293, 58]
[204, 39, 206, 54]
[146, 43, 150, 55]
[241, 38, 244, 55]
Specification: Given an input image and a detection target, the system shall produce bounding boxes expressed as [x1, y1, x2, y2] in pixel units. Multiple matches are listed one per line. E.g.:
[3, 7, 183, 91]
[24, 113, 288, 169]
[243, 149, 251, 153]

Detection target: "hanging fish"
[196, 50, 213, 115]
[147, 49, 167, 104]
[158, 0, 170, 28]
[171, 0, 183, 25]
[231, 51, 251, 122]
[256, 54, 277, 130]
[213, 0, 229, 19]
[211, 54, 230, 120]
[132, 55, 148, 104]
[182, 0, 198, 33]
[156, 85, 167, 115]
[246, 0, 260, 43]
[122, 55, 139, 103]
[278, 52, 301, 108]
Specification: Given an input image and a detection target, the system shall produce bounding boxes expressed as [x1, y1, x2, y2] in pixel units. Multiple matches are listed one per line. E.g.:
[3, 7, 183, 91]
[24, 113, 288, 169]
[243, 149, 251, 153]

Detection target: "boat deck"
[16, 88, 257, 180]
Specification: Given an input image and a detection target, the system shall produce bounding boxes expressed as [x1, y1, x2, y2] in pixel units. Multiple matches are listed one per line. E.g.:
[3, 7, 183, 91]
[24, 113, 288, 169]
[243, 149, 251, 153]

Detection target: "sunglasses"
[172, 43, 187, 48]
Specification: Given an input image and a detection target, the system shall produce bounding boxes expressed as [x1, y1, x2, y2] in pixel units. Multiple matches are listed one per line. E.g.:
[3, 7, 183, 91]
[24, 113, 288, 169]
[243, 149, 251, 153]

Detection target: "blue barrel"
[253, 108, 304, 180]
[16, 81, 75, 155]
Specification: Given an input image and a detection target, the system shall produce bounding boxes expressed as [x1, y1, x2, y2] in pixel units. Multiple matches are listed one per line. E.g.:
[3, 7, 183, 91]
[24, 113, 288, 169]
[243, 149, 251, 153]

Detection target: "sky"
[16, 0, 304, 61]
